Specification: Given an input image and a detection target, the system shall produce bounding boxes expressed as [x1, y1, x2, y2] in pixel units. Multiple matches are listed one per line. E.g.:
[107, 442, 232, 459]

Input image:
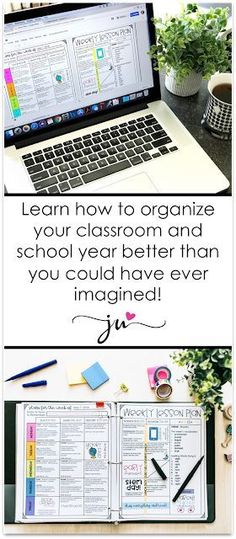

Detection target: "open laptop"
[4, 2, 229, 194]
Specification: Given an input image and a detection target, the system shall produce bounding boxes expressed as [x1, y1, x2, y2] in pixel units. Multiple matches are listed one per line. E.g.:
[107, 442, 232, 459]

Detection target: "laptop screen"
[4, 3, 157, 145]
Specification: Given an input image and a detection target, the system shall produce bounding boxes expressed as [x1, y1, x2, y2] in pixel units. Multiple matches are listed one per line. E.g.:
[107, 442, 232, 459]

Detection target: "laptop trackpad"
[96, 172, 158, 193]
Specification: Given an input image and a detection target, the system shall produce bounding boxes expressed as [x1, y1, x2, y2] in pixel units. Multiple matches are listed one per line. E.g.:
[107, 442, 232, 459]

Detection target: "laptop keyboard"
[21, 114, 178, 194]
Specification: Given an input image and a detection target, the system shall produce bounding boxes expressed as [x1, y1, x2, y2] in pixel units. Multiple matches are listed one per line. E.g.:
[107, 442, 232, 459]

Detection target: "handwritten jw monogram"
[72, 312, 166, 344]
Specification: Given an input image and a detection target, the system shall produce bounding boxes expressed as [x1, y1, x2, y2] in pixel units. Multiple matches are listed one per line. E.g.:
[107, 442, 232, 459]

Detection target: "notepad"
[66, 363, 87, 385]
[14, 402, 208, 523]
[81, 362, 109, 389]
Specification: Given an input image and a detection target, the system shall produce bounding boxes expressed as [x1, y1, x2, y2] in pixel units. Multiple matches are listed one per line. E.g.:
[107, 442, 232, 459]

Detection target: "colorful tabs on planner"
[10, 96, 19, 109]
[26, 478, 35, 497]
[26, 441, 36, 460]
[6, 83, 16, 98]
[13, 109, 21, 118]
[4, 68, 13, 84]
[27, 423, 36, 441]
[26, 459, 35, 478]
[25, 496, 35, 516]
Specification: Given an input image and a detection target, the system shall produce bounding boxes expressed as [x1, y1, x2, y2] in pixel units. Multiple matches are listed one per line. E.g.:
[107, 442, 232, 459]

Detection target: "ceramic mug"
[201, 72, 232, 140]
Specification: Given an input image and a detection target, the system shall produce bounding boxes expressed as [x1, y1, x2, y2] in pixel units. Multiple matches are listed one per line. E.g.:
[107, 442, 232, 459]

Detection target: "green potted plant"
[149, 3, 231, 97]
[172, 348, 232, 418]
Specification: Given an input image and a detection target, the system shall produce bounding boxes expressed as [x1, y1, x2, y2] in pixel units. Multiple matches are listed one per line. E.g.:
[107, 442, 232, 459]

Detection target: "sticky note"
[81, 362, 109, 390]
[147, 366, 158, 389]
[66, 363, 87, 385]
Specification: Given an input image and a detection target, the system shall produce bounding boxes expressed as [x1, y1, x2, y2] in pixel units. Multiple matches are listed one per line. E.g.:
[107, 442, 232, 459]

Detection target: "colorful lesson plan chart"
[23, 403, 111, 520]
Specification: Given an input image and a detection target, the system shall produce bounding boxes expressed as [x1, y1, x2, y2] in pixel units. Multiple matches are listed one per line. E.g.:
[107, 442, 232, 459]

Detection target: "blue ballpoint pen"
[22, 380, 47, 388]
[5, 359, 57, 381]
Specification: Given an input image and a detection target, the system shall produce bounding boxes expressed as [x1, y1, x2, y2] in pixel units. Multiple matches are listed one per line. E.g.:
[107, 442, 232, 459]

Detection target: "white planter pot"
[165, 69, 202, 97]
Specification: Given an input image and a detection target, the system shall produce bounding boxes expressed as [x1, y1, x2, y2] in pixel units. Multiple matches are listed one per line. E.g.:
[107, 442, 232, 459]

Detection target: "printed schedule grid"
[23, 410, 111, 520]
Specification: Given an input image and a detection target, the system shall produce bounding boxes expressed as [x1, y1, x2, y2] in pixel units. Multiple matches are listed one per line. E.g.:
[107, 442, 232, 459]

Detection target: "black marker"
[151, 458, 167, 480]
[172, 455, 204, 502]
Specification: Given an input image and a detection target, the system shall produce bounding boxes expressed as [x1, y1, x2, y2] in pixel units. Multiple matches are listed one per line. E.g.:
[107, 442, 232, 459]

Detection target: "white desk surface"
[4, 348, 232, 534]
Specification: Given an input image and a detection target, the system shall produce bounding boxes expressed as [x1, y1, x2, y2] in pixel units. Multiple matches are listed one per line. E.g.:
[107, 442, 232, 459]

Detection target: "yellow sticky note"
[66, 363, 87, 386]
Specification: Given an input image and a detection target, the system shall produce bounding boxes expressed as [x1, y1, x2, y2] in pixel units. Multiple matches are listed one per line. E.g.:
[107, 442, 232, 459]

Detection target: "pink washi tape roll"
[154, 366, 171, 384]
[147, 365, 172, 390]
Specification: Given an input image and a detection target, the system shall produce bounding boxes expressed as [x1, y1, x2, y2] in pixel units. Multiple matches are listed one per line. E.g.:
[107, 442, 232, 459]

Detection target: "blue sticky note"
[81, 362, 109, 390]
